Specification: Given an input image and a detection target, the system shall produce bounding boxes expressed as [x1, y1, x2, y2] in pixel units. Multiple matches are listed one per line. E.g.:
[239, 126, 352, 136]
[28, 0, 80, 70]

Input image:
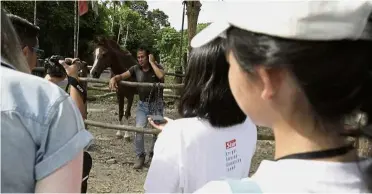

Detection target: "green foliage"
[197, 22, 210, 33]
[2, 0, 205, 71]
[154, 23, 210, 71]
[128, 0, 148, 17]
[147, 9, 170, 29]
[2, 1, 110, 63]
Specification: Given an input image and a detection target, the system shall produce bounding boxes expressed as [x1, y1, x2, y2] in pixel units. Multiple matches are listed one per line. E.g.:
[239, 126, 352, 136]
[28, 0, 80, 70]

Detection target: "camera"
[44, 55, 67, 78]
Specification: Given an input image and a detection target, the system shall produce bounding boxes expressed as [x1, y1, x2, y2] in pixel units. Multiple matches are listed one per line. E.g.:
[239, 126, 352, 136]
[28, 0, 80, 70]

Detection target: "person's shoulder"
[240, 116, 257, 129]
[228, 117, 258, 137]
[160, 117, 213, 143]
[163, 117, 206, 133]
[1, 67, 69, 124]
[128, 64, 138, 72]
[157, 118, 201, 140]
[129, 64, 138, 69]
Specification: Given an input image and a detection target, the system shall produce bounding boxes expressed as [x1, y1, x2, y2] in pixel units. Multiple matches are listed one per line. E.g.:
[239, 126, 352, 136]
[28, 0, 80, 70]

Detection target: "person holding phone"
[109, 47, 165, 169]
[145, 38, 257, 193]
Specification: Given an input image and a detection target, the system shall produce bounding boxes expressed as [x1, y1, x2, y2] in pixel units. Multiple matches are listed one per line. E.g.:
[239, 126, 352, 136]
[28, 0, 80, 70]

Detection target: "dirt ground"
[85, 81, 275, 193]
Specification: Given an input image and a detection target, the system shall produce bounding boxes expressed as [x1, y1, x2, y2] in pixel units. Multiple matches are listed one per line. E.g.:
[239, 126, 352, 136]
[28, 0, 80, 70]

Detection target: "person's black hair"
[178, 38, 246, 127]
[226, 26, 372, 191]
[7, 14, 39, 49]
[137, 46, 150, 56]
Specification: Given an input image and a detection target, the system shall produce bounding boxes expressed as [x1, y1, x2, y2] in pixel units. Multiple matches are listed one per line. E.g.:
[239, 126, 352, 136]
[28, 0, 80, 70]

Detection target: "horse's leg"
[123, 90, 134, 141]
[115, 88, 125, 139]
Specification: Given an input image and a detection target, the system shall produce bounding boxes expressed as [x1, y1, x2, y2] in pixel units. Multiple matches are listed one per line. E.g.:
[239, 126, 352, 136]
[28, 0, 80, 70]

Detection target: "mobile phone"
[148, 115, 167, 125]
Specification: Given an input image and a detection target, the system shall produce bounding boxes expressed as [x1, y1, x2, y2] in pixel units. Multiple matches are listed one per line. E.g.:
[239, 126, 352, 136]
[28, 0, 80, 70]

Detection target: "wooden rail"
[85, 120, 161, 134]
[33, 66, 185, 77]
[79, 77, 184, 89]
[88, 86, 180, 97]
[87, 90, 181, 100]
[84, 120, 274, 140]
[87, 66, 185, 77]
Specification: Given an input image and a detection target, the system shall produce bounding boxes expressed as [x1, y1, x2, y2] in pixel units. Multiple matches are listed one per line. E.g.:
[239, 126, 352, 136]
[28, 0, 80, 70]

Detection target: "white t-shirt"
[144, 117, 258, 193]
[195, 158, 372, 193]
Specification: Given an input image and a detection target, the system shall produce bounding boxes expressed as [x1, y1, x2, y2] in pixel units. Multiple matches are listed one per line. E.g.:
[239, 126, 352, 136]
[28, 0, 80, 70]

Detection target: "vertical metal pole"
[77, 5, 80, 58]
[178, 1, 186, 68]
[33, 0, 37, 25]
[73, 0, 77, 58]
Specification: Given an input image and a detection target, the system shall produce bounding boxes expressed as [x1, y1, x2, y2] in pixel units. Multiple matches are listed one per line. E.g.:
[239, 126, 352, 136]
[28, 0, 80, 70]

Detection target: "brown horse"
[90, 38, 138, 140]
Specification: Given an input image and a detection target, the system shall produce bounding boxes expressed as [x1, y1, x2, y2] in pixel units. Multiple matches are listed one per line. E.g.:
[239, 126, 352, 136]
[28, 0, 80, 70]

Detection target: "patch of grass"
[88, 89, 106, 96]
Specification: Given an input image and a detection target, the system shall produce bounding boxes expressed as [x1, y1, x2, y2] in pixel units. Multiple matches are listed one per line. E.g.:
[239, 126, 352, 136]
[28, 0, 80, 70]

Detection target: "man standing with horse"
[109, 47, 165, 169]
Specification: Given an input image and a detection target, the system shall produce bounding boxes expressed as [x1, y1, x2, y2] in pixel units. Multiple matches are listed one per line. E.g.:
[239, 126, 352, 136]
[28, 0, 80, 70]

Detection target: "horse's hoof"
[124, 136, 131, 142]
[116, 130, 123, 138]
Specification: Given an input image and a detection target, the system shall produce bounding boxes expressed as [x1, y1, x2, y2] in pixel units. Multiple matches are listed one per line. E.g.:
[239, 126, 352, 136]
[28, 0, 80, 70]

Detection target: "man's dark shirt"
[129, 63, 164, 102]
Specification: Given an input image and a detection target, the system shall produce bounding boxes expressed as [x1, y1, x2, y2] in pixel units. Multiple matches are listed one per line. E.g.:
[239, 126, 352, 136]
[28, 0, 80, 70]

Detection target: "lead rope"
[156, 82, 162, 115]
[146, 83, 155, 114]
[146, 82, 162, 115]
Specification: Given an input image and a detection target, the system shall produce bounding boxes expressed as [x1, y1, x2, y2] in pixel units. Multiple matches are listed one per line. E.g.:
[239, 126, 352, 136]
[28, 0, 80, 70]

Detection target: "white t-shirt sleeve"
[144, 122, 183, 193]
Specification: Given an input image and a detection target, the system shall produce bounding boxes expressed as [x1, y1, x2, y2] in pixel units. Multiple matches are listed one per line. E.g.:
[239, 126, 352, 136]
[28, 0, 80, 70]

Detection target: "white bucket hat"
[191, 0, 372, 48]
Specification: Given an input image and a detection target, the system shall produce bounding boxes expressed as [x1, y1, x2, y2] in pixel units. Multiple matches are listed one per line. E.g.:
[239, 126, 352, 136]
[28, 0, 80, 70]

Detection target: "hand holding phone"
[148, 115, 167, 125]
[147, 115, 173, 131]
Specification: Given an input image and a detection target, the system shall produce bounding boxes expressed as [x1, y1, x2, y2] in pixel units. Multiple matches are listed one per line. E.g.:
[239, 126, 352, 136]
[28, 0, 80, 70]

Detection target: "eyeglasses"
[32, 47, 44, 58]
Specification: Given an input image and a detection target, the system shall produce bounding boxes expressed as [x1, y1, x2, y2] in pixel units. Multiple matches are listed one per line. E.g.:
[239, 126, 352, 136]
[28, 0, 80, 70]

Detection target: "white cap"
[191, 0, 372, 48]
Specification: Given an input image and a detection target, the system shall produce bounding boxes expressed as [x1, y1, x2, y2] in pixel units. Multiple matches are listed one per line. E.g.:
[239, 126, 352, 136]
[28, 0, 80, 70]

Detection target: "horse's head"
[91, 38, 137, 78]
[91, 45, 110, 78]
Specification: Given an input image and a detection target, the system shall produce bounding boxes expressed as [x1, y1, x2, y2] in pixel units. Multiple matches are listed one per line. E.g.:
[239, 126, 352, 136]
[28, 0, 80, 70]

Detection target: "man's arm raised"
[149, 54, 165, 81]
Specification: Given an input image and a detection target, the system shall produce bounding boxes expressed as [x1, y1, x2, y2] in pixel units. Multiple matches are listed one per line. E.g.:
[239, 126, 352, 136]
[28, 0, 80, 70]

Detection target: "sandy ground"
[85, 73, 275, 193]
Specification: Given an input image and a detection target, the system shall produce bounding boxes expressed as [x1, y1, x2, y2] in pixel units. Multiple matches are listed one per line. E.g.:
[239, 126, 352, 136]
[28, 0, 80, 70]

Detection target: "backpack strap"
[227, 179, 262, 193]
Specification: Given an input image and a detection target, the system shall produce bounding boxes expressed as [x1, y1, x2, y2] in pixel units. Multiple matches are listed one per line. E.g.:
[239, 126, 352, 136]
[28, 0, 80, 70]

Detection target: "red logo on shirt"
[226, 139, 236, 149]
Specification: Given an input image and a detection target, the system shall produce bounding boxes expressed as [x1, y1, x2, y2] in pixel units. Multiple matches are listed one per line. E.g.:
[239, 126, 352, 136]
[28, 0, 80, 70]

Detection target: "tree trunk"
[186, 0, 202, 53]
[111, 3, 116, 33]
[117, 22, 122, 44]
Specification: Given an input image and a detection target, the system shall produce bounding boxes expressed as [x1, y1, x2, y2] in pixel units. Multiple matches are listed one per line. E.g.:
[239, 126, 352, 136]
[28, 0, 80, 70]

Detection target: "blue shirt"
[1, 65, 93, 192]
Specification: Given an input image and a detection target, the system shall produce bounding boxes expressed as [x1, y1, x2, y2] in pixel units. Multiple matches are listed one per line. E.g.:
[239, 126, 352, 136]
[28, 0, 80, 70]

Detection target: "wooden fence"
[31, 66, 274, 140]
[79, 77, 184, 89]
[87, 66, 185, 77]
[32, 66, 185, 78]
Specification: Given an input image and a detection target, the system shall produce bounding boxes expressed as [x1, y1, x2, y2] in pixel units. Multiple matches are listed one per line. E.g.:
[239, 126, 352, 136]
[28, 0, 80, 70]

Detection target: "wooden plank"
[84, 120, 161, 134]
[80, 77, 184, 89]
[33, 66, 185, 77]
[84, 120, 274, 140]
[87, 88, 180, 99]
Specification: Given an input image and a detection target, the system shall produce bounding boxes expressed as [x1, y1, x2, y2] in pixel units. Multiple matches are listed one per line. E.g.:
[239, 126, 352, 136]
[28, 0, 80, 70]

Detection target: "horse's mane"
[97, 38, 132, 56]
